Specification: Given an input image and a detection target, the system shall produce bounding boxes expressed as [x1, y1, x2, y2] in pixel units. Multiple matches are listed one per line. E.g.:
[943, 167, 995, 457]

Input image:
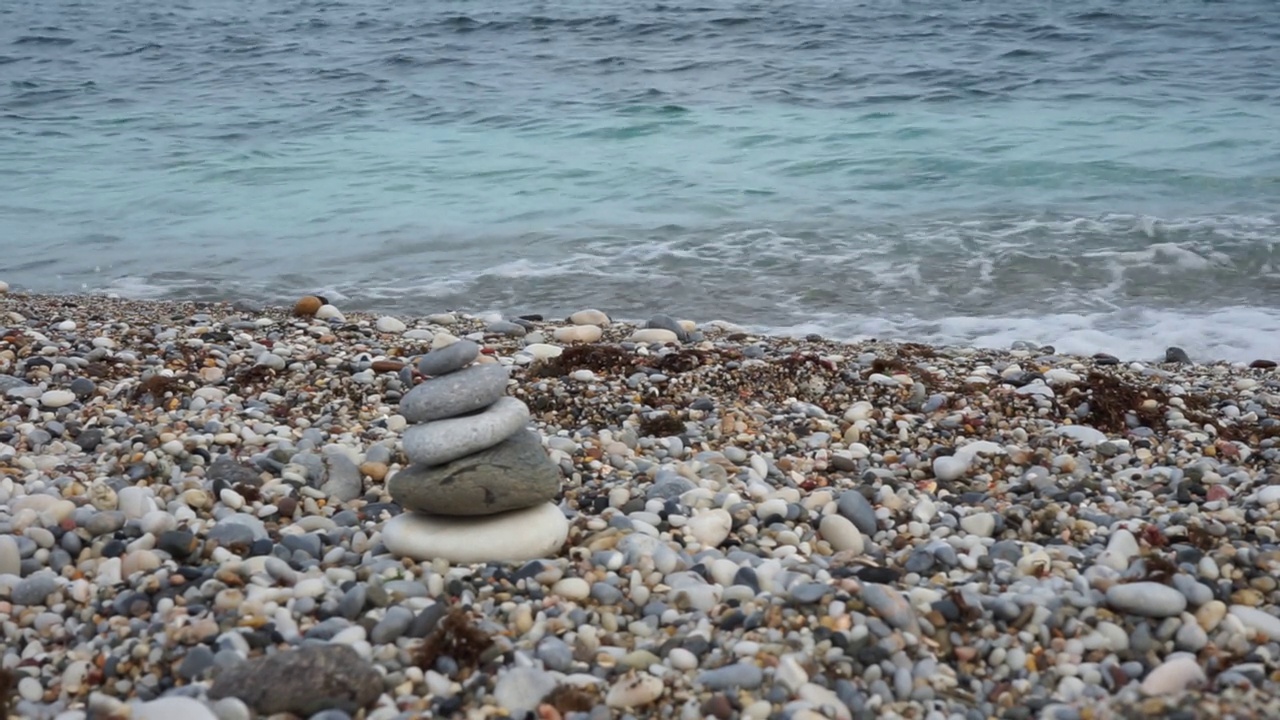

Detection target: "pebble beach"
[4, 289, 1280, 720]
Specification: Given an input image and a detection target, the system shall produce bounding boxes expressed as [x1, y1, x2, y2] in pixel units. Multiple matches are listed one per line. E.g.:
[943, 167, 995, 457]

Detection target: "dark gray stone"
[417, 340, 480, 377]
[398, 363, 510, 424]
[207, 644, 382, 716]
[389, 429, 559, 516]
[177, 645, 217, 681]
[1165, 347, 1192, 364]
[12, 572, 59, 606]
[75, 427, 104, 452]
[70, 377, 97, 398]
[207, 456, 264, 491]
[836, 490, 878, 536]
[83, 511, 127, 537]
[646, 314, 689, 342]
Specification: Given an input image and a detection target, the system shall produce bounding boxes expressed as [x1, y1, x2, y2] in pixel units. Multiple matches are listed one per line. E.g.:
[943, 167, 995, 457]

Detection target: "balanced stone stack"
[380, 340, 569, 564]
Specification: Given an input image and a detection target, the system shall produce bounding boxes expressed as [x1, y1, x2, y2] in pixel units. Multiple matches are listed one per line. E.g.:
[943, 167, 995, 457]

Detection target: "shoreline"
[3, 286, 1279, 368]
[2, 290, 1280, 718]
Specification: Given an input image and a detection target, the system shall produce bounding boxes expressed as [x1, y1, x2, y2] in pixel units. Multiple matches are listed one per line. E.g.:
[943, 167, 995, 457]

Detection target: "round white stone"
[376, 316, 407, 333]
[315, 304, 345, 322]
[569, 309, 610, 326]
[1106, 581, 1187, 617]
[554, 325, 603, 343]
[687, 509, 732, 548]
[932, 455, 969, 481]
[381, 502, 569, 564]
[551, 578, 590, 600]
[1229, 605, 1280, 640]
[819, 514, 864, 554]
[523, 343, 563, 360]
[1140, 655, 1206, 696]
[628, 328, 679, 344]
[606, 672, 664, 708]
[40, 390, 76, 408]
[960, 512, 996, 538]
[1056, 425, 1108, 447]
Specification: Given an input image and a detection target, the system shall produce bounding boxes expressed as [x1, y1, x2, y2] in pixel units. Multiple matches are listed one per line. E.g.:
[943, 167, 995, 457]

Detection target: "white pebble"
[687, 509, 732, 548]
[376, 316, 407, 333]
[819, 514, 864, 554]
[605, 672, 664, 708]
[552, 578, 590, 601]
[40, 390, 76, 408]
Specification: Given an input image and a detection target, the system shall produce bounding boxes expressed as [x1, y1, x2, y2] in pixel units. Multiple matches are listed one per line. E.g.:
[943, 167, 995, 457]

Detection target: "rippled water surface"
[3, 0, 1279, 359]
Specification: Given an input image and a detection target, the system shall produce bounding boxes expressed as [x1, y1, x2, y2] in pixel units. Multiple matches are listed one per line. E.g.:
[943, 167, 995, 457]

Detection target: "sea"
[2, 0, 1278, 361]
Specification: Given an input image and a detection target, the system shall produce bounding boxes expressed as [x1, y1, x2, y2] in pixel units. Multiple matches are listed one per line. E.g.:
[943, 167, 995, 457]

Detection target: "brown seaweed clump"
[542, 684, 598, 714]
[638, 412, 686, 438]
[0, 667, 13, 720]
[529, 344, 635, 379]
[415, 607, 494, 677]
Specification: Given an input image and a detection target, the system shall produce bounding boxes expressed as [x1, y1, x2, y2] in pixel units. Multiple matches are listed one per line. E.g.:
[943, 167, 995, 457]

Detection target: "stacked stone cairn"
[380, 339, 568, 564]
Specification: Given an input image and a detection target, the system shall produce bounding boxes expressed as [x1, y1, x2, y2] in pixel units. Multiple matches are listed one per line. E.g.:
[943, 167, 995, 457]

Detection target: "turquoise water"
[3, 0, 1279, 359]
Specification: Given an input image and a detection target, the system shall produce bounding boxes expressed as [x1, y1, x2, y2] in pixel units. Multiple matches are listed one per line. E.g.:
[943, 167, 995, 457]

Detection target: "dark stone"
[207, 456, 264, 494]
[157, 530, 198, 559]
[177, 645, 217, 681]
[208, 645, 382, 716]
[75, 428, 104, 452]
[1092, 353, 1120, 366]
[1164, 347, 1192, 364]
[1251, 359, 1277, 369]
[388, 430, 560, 516]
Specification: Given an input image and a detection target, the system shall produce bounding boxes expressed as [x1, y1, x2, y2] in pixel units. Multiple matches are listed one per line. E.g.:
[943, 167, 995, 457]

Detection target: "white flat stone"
[932, 455, 969, 481]
[1056, 425, 1108, 447]
[40, 390, 76, 408]
[687, 508, 732, 548]
[1140, 654, 1206, 696]
[1229, 605, 1280, 640]
[381, 502, 569, 564]
[375, 316, 407, 333]
[628, 328, 679, 344]
[554, 325, 603, 343]
[819, 514, 864, 554]
[569, 309, 610, 326]
[1106, 581, 1187, 617]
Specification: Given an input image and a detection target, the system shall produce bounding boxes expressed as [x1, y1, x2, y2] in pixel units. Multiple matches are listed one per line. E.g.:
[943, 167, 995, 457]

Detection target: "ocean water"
[3, 0, 1279, 361]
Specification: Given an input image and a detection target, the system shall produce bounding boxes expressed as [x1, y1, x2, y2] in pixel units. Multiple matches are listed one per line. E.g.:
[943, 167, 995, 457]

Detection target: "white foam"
[761, 305, 1280, 363]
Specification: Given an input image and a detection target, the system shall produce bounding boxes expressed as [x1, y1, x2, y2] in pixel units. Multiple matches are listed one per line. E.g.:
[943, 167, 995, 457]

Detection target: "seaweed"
[542, 684, 597, 713]
[414, 607, 493, 677]
[529, 344, 635, 379]
[0, 667, 12, 719]
[131, 373, 196, 404]
[638, 413, 685, 437]
[647, 348, 709, 374]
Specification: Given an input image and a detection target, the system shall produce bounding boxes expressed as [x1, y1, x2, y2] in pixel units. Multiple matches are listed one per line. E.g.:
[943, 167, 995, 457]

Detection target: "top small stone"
[417, 339, 481, 377]
[293, 295, 323, 317]
[570, 309, 610, 326]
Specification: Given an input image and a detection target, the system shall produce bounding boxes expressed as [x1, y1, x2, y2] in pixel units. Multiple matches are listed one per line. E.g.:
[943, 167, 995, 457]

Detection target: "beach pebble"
[629, 328, 680, 344]
[40, 389, 77, 408]
[1106, 582, 1187, 617]
[208, 644, 382, 716]
[402, 396, 530, 466]
[819, 514, 864, 553]
[1140, 654, 1206, 695]
[554, 325, 604, 343]
[381, 502, 568, 563]
[570, 309, 610, 326]
[389, 430, 559, 516]
[398, 364, 511, 424]
[606, 672, 665, 708]
[687, 508, 732, 548]
[417, 339, 480, 376]
[375, 316, 406, 333]
[494, 668, 557, 717]
[133, 697, 219, 720]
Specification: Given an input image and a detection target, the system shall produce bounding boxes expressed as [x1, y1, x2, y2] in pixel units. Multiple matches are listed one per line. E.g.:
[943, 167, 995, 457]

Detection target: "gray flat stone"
[390, 429, 560, 516]
[207, 644, 382, 717]
[417, 340, 481, 377]
[402, 396, 530, 466]
[398, 364, 510, 423]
